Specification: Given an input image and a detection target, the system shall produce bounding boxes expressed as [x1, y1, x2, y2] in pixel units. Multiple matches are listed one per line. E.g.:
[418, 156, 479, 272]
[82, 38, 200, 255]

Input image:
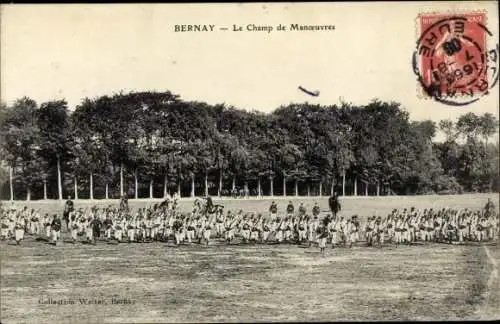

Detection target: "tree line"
[0, 91, 498, 200]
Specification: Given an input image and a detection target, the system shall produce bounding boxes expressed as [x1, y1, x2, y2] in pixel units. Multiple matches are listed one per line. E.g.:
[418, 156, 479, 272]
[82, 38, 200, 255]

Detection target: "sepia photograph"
[0, 2, 499, 322]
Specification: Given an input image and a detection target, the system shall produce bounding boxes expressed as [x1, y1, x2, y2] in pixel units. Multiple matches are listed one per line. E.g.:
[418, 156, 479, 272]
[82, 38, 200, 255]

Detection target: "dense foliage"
[0, 91, 498, 200]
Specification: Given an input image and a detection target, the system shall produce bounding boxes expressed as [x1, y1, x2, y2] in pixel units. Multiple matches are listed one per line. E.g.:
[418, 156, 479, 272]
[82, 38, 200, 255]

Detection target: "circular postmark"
[413, 13, 499, 106]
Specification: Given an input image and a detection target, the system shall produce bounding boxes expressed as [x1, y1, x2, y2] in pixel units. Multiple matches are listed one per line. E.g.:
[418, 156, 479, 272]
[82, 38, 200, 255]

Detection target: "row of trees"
[0, 91, 498, 200]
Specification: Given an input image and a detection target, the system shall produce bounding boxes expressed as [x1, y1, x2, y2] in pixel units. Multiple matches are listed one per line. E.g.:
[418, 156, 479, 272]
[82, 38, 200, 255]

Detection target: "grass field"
[1, 194, 499, 323]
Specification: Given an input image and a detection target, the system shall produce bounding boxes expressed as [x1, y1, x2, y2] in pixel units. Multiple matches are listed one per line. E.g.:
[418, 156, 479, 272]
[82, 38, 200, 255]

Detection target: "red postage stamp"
[413, 12, 499, 106]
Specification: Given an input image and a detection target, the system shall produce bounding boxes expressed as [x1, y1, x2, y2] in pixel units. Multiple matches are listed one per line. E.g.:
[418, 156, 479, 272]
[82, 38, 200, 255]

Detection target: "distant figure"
[484, 198, 496, 217]
[63, 196, 74, 231]
[329, 192, 341, 217]
[119, 195, 129, 213]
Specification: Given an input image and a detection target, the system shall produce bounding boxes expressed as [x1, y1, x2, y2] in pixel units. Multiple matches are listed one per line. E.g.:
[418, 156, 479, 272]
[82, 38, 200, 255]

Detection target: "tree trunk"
[331, 177, 335, 196]
[204, 171, 208, 197]
[57, 155, 62, 200]
[244, 181, 249, 198]
[342, 172, 346, 196]
[134, 169, 138, 199]
[177, 178, 181, 197]
[319, 181, 323, 197]
[295, 179, 299, 197]
[120, 163, 124, 197]
[26, 187, 31, 201]
[43, 180, 47, 200]
[232, 175, 236, 191]
[218, 169, 223, 197]
[149, 180, 153, 199]
[105, 183, 109, 199]
[74, 177, 78, 200]
[270, 177, 274, 196]
[257, 178, 261, 197]
[9, 166, 13, 201]
[283, 176, 286, 197]
[354, 176, 358, 196]
[376, 181, 380, 196]
[163, 174, 168, 198]
[365, 182, 368, 196]
[191, 174, 195, 197]
[90, 173, 94, 200]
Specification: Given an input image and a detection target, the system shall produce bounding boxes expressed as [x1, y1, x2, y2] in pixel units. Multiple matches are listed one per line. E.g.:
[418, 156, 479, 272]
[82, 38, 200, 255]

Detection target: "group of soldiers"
[0, 195, 498, 250]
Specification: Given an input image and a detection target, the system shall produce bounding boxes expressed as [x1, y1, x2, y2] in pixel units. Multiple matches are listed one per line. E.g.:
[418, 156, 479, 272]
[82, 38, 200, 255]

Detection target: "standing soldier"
[70, 212, 80, 243]
[103, 214, 114, 241]
[14, 214, 26, 245]
[44, 213, 52, 240]
[286, 201, 295, 217]
[317, 218, 329, 253]
[373, 216, 385, 248]
[202, 215, 213, 245]
[365, 216, 375, 246]
[269, 201, 278, 221]
[50, 214, 62, 245]
[63, 196, 74, 232]
[298, 203, 306, 217]
[312, 202, 320, 219]
[329, 192, 341, 218]
[186, 216, 196, 244]
[30, 209, 41, 235]
[224, 212, 236, 244]
[330, 214, 342, 248]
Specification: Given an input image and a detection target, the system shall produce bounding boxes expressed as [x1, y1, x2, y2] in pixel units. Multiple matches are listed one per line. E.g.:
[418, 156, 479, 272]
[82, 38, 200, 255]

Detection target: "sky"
[1, 2, 499, 141]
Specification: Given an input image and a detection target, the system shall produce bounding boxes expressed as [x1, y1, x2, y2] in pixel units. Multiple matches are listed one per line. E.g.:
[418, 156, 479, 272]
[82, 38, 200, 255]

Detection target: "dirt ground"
[1, 194, 499, 322]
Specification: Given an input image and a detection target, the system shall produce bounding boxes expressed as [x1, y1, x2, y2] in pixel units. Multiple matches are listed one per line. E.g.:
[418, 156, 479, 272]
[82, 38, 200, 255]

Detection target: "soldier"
[283, 216, 293, 242]
[250, 215, 261, 243]
[186, 216, 196, 244]
[329, 192, 341, 217]
[103, 214, 114, 240]
[316, 221, 329, 253]
[351, 215, 360, 243]
[70, 212, 80, 243]
[50, 214, 62, 244]
[373, 216, 385, 248]
[215, 209, 225, 238]
[261, 219, 272, 243]
[29, 208, 41, 235]
[90, 215, 102, 244]
[173, 216, 184, 245]
[126, 215, 136, 243]
[1, 212, 9, 239]
[298, 203, 306, 217]
[330, 214, 342, 248]
[312, 202, 320, 219]
[202, 215, 213, 245]
[269, 201, 278, 221]
[365, 216, 375, 246]
[224, 212, 235, 244]
[63, 196, 74, 232]
[457, 213, 468, 243]
[274, 216, 284, 243]
[14, 214, 26, 245]
[114, 217, 124, 242]
[241, 215, 251, 243]
[286, 201, 294, 217]
[297, 215, 308, 243]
